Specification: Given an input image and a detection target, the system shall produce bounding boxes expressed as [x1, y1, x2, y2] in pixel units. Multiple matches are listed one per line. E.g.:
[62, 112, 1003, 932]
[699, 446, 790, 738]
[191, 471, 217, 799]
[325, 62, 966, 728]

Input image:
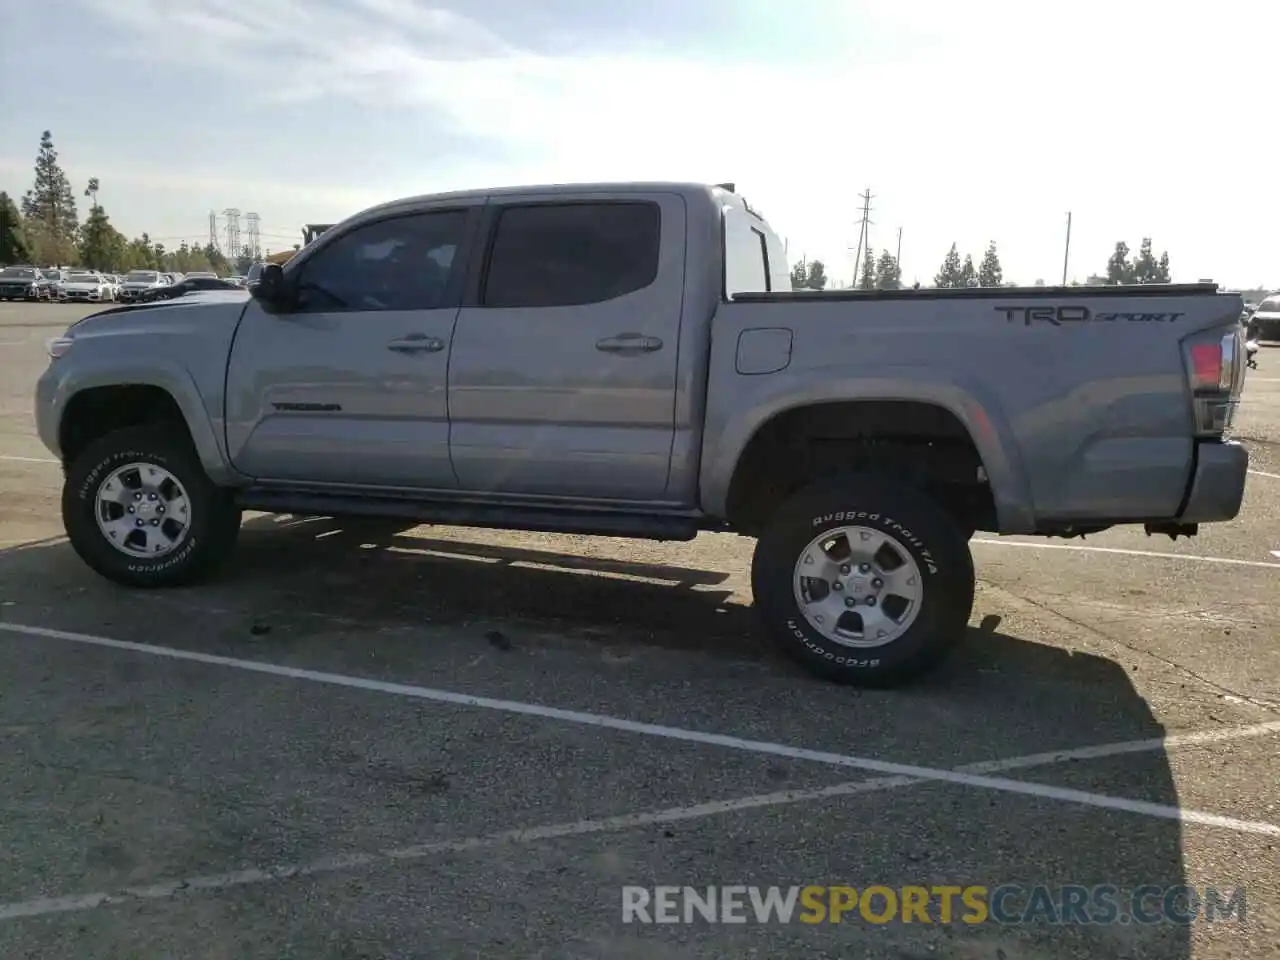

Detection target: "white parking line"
[2, 621, 1278, 838]
[1250, 469, 1280, 480]
[1, 719, 1277, 921]
[0, 455, 57, 464]
[972, 538, 1280, 570]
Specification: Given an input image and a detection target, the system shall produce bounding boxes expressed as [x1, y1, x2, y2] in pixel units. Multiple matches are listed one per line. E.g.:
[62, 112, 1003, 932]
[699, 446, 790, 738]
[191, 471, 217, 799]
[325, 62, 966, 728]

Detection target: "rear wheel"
[62, 426, 242, 587]
[751, 476, 975, 687]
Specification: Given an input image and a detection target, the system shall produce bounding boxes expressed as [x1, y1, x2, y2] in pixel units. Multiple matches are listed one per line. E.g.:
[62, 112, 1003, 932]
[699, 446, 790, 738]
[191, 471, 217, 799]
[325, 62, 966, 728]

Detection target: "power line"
[850, 188, 874, 283]
[222, 209, 242, 259]
[244, 212, 262, 260]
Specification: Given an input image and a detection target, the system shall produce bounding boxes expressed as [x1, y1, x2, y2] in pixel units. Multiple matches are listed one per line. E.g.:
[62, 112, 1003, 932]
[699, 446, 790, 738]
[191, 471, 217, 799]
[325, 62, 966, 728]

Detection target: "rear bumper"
[1179, 440, 1248, 523]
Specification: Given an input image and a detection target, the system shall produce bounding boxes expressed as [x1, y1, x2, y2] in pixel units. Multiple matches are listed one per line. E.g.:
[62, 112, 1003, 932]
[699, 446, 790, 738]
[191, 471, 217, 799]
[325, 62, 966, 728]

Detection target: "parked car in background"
[57, 272, 115, 303]
[184, 271, 219, 280]
[0, 265, 51, 301]
[117, 270, 169, 302]
[136, 274, 244, 302]
[226, 274, 245, 287]
[1248, 294, 1280, 340]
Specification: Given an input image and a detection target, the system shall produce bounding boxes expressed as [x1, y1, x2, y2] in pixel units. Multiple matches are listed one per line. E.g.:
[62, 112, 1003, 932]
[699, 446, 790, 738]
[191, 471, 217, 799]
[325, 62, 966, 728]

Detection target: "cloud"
[69, 0, 1280, 285]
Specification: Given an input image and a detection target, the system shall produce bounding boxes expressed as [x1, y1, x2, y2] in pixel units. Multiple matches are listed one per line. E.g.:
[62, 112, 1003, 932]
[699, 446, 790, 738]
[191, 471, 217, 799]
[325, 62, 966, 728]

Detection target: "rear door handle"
[387, 333, 444, 354]
[595, 333, 663, 355]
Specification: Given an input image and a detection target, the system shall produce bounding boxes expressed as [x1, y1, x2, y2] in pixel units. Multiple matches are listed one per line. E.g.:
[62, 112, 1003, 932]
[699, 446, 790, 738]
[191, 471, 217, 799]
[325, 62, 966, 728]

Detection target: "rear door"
[447, 193, 687, 500]
[224, 205, 478, 489]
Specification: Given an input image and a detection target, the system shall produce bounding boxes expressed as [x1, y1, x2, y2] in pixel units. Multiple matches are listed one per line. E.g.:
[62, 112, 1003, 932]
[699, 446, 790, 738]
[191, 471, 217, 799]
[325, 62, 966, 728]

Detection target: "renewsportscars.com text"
[621, 885, 1246, 926]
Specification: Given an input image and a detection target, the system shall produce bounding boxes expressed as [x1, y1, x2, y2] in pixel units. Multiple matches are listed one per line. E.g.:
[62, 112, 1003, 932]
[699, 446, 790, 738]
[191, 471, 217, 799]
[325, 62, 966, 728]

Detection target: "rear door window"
[482, 202, 661, 308]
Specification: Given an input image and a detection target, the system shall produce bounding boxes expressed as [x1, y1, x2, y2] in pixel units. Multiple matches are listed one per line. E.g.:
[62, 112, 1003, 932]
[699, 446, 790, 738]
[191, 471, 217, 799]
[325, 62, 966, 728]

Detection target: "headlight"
[46, 336, 74, 359]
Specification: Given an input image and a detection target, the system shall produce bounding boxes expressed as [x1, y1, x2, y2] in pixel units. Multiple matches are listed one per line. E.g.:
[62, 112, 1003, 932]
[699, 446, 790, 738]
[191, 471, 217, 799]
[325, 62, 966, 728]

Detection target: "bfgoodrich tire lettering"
[62, 426, 241, 587]
[752, 476, 975, 687]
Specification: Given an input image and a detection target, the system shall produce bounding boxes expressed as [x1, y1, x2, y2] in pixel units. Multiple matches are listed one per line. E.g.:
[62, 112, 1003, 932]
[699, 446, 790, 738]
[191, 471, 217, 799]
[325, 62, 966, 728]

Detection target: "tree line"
[790, 249, 906, 291]
[793, 237, 1174, 290]
[0, 131, 258, 276]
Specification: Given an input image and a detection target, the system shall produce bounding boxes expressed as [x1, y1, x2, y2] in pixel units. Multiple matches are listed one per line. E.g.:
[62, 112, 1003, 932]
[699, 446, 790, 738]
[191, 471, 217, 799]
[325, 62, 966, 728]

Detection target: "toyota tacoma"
[33, 181, 1250, 686]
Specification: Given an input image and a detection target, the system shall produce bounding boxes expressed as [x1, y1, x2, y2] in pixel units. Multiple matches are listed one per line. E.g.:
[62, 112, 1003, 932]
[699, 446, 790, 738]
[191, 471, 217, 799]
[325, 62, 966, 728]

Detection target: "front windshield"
[0, 267, 37, 279]
[125, 271, 158, 283]
[68, 275, 100, 283]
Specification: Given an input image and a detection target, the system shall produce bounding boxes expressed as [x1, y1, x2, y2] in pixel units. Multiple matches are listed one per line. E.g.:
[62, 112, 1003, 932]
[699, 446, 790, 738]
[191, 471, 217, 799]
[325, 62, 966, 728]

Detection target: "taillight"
[1187, 343, 1224, 390]
[1182, 328, 1241, 437]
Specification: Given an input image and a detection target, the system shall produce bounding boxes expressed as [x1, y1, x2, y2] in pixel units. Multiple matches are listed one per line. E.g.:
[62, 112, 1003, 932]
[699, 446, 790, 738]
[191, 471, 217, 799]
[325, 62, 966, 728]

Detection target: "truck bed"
[700, 284, 1244, 533]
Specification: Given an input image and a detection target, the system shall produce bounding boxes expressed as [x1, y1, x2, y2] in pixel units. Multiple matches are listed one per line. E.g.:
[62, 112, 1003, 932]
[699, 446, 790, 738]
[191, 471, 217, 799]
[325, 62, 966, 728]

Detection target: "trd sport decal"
[996, 306, 1185, 327]
[272, 402, 342, 412]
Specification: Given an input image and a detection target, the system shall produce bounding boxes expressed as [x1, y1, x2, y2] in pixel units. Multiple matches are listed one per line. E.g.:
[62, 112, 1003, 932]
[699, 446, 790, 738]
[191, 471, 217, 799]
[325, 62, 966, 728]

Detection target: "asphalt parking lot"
[1, 301, 1277, 960]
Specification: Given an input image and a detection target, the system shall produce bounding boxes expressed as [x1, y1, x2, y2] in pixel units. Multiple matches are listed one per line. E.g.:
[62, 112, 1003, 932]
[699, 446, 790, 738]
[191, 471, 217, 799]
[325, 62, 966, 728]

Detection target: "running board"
[234, 489, 702, 541]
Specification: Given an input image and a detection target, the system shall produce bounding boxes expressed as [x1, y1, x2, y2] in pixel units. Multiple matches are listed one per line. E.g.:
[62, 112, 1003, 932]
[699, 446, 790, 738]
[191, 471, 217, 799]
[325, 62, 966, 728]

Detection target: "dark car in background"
[136, 275, 244, 302]
[1246, 295, 1280, 341]
[0, 266, 54, 301]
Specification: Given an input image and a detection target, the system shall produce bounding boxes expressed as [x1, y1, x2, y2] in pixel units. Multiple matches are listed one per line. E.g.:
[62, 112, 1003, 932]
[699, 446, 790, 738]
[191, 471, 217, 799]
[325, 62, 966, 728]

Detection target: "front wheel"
[62, 426, 242, 587]
[751, 476, 975, 687]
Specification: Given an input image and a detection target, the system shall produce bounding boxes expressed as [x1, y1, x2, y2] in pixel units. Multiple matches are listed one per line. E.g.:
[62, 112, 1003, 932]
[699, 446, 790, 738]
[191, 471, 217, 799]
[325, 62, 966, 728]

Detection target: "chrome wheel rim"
[94, 462, 192, 557]
[792, 525, 924, 648]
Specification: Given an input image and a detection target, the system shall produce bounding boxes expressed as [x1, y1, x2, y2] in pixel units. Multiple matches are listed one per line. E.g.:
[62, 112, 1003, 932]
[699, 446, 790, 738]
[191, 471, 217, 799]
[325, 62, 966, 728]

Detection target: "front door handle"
[387, 333, 444, 354]
[595, 333, 663, 355]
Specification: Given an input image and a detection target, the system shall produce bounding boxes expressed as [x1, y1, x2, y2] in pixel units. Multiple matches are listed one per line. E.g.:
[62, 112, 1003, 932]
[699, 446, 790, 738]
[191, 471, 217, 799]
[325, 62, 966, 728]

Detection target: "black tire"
[751, 475, 975, 687]
[62, 426, 242, 587]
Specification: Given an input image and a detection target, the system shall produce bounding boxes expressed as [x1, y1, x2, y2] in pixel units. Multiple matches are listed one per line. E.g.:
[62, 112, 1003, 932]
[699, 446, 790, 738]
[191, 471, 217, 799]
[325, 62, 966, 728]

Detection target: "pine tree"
[1106, 242, 1133, 284]
[790, 260, 808, 290]
[977, 241, 1003, 287]
[21, 131, 79, 265]
[1155, 251, 1170, 283]
[805, 260, 827, 291]
[858, 246, 877, 290]
[935, 243, 962, 287]
[78, 204, 126, 270]
[960, 254, 977, 288]
[874, 250, 901, 289]
[1131, 238, 1159, 283]
[203, 243, 230, 276]
[0, 192, 30, 265]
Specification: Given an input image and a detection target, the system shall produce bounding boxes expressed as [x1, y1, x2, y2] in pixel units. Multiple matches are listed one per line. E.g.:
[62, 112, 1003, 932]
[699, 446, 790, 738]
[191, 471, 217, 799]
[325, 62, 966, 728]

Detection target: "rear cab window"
[720, 190, 791, 299]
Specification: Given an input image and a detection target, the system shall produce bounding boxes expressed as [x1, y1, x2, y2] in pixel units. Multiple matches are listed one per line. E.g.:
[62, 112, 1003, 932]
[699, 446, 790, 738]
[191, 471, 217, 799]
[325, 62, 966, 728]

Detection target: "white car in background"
[57, 272, 115, 303]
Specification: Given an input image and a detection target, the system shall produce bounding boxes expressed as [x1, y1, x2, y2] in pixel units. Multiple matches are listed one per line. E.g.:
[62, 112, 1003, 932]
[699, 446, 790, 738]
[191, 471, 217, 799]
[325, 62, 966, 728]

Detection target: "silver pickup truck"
[34, 181, 1249, 686]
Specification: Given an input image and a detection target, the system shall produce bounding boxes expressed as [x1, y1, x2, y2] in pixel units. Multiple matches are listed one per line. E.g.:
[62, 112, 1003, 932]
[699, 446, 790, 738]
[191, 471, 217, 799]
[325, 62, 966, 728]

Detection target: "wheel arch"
[703, 381, 1035, 535]
[52, 363, 231, 481]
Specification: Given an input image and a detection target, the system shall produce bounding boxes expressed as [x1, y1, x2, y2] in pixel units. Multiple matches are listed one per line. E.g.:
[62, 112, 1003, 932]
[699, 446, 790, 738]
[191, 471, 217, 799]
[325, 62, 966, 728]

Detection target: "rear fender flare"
[702, 375, 1036, 533]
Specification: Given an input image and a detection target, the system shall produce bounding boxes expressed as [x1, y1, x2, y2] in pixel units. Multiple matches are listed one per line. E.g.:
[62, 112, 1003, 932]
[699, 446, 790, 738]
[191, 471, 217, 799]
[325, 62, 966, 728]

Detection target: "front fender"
[38, 358, 240, 485]
[699, 371, 1037, 534]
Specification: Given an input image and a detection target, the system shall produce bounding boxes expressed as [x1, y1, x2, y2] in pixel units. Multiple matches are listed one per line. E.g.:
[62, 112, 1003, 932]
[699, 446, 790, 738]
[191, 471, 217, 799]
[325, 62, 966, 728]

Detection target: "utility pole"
[850, 188, 874, 285]
[1062, 211, 1072, 285]
[895, 226, 903, 267]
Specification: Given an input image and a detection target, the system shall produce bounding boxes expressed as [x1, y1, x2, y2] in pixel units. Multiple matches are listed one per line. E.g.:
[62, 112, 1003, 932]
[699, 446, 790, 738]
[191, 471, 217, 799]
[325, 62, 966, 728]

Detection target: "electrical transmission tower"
[222, 208, 242, 259]
[850, 188, 875, 284]
[244, 212, 261, 260]
[207, 211, 221, 253]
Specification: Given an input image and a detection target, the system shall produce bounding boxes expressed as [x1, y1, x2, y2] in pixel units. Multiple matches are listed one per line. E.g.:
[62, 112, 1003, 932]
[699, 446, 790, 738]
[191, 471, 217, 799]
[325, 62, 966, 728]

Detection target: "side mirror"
[251, 263, 288, 309]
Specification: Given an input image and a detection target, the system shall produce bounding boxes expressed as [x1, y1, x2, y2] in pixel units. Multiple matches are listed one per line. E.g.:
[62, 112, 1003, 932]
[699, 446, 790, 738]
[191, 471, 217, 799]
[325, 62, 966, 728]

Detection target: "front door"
[224, 205, 478, 489]
[447, 194, 687, 501]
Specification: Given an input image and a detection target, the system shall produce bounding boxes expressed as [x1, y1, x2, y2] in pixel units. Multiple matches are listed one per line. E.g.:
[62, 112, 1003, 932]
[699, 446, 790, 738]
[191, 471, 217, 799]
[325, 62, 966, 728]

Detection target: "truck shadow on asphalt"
[0, 525, 1199, 958]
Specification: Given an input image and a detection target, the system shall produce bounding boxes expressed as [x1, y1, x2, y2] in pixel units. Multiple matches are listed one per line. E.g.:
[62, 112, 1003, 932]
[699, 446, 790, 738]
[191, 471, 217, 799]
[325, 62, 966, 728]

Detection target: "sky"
[1, 0, 1277, 287]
